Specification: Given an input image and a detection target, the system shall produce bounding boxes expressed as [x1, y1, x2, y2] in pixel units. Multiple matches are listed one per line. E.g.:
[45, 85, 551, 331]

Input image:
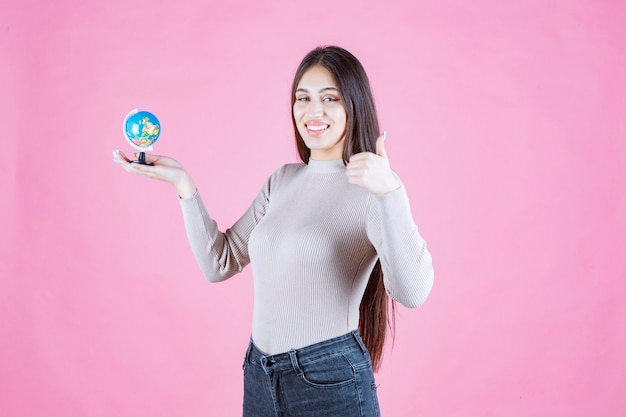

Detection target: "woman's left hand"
[346, 132, 401, 196]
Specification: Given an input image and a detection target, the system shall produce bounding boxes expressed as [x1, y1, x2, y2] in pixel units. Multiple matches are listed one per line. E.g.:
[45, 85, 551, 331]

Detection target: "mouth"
[305, 123, 329, 134]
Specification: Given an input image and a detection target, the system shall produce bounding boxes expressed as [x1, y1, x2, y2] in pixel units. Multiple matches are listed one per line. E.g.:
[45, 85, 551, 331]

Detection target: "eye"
[296, 96, 310, 102]
[323, 96, 339, 102]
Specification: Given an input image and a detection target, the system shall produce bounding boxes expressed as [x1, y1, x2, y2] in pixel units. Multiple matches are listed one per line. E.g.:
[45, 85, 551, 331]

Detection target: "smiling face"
[293, 66, 347, 161]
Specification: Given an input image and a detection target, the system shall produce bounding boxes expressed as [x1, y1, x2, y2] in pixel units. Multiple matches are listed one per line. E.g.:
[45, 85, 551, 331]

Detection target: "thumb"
[376, 130, 387, 158]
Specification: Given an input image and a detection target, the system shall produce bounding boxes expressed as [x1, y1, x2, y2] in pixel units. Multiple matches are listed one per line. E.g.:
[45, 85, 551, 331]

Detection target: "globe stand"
[130, 151, 154, 166]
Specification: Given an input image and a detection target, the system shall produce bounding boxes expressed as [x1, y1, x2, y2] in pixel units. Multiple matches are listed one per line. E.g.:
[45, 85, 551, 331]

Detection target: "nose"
[307, 99, 324, 118]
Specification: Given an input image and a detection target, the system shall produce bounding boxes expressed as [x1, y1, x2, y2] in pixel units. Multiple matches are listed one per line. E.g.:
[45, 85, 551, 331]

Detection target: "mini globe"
[123, 109, 160, 151]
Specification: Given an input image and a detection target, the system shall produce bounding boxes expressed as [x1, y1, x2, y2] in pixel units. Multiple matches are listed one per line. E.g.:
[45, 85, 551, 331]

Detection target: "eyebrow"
[295, 87, 339, 93]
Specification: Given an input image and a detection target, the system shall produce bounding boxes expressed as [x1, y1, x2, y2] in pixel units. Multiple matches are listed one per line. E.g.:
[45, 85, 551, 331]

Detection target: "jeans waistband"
[245, 330, 368, 373]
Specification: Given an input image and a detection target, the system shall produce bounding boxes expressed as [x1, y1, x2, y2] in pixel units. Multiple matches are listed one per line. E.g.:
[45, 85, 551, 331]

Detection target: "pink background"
[2, 0, 625, 416]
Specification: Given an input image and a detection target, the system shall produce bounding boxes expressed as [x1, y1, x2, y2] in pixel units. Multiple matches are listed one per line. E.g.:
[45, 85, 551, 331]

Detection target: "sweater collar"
[306, 158, 346, 173]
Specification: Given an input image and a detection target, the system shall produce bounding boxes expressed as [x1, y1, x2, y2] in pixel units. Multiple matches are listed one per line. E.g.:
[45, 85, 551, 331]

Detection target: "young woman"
[113, 46, 434, 417]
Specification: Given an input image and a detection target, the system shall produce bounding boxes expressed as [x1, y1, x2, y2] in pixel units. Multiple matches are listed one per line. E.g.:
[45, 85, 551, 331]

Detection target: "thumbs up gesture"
[345, 131, 401, 196]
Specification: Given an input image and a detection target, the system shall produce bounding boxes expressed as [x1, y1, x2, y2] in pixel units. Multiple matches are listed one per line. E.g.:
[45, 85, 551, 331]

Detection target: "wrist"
[374, 177, 401, 196]
[175, 174, 197, 199]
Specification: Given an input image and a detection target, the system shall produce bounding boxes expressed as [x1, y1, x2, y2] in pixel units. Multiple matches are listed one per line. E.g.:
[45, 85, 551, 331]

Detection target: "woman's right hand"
[112, 149, 197, 198]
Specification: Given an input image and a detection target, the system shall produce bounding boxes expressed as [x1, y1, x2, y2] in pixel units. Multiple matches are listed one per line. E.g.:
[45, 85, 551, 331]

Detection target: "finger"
[112, 149, 130, 163]
[125, 160, 138, 172]
[345, 166, 365, 176]
[126, 161, 157, 177]
[375, 131, 387, 158]
[345, 172, 363, 185]
[112, 151, 136, 173]
[348, 152, 376, 163]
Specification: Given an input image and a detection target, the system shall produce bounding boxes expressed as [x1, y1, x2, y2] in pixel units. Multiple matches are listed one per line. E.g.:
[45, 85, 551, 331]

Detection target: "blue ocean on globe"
[124, 110, 160, 149]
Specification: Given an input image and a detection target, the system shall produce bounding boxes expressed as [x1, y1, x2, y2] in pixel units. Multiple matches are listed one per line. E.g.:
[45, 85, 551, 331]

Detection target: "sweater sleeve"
[178, 176, 272, 282]
[366, 184, 434, 308]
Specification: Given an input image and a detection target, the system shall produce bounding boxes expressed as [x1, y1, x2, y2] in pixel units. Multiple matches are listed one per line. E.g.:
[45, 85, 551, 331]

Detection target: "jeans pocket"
[298, 353, 356, 388]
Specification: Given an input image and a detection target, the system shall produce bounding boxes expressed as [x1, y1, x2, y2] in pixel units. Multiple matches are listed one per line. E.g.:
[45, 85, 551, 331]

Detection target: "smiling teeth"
[308, 125, 328, 131]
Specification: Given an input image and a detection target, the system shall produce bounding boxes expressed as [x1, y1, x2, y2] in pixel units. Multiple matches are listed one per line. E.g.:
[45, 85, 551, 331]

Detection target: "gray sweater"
[179, 159, 434, 355]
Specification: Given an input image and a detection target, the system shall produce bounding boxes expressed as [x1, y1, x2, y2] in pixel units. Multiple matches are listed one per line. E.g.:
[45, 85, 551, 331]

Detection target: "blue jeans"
[242, 330, 381, 417]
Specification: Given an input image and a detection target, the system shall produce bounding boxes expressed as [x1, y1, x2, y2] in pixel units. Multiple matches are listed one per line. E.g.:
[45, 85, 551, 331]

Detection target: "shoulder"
[262, 162, 306, 191]
[276, 162, 306, 175]
[269, 162, 306, 181]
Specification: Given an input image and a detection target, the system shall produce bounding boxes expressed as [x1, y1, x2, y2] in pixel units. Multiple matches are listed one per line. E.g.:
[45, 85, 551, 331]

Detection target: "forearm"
[369, 187, 434, 308]
[179, 192, 248, 282]
[380, 228, 434, 308]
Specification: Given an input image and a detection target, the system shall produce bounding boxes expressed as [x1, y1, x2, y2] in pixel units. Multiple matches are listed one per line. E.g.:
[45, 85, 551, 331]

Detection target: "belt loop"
[289, 350, 303, 376]
[352, 330, 368, 355]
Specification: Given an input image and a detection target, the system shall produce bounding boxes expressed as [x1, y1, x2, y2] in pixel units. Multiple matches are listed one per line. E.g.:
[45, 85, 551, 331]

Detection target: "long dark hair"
[290, 46, 395, 371]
